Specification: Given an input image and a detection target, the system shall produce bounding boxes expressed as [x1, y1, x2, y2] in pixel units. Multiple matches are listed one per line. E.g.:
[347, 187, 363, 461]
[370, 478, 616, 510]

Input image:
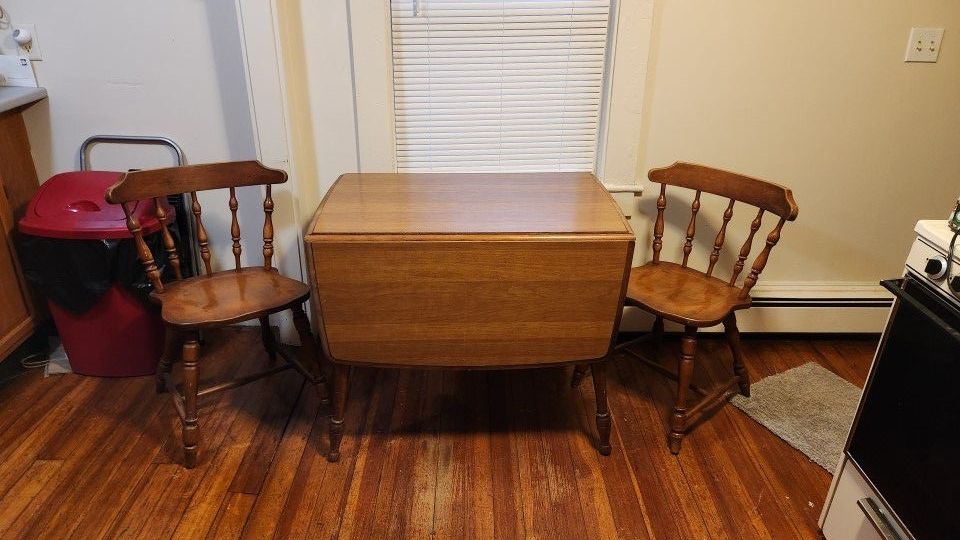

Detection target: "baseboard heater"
[750, 297, 894, 308]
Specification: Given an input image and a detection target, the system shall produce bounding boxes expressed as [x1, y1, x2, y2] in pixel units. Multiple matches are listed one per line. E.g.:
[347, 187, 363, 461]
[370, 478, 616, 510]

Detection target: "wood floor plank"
[155, 335, 269, 539]
[336, 369, 402, 539]
[275, 370, 376, 538]
[301, 368, 392, 540]
[566, 367, 646, 540]
[107, 331, 299, 539]
[227, 375, 304, 495]
[206, 492, 256, 540]
[530, 369, 590, 540]
[725, 404, 830, 539]
[509, 370, 564, 539]
[64, 403, 171, 539]
[239, 381, 317, 539]
[0, 371, 76, 449]
[0, 460, 61, 537]
[606, 355, 707, 540]
[104, 463, 187, 539]
[17, 377, 166, 539]
[0, 328, 879, 540]
[171, 444, 248, 539]
[625, 341, 764, 539]
[486, 371, 525, 540]
[0, 376, 99, 498]
[432, 371, 496, 539]
[5, 377, 159, 538]
[34, 377, 137, 460]
[399, 370, 444, 540]
[371, 370, 436, 539]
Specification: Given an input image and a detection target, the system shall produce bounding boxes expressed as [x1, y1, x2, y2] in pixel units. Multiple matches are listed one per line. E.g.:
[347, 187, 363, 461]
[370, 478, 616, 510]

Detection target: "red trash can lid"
[18, 171, 175, 239]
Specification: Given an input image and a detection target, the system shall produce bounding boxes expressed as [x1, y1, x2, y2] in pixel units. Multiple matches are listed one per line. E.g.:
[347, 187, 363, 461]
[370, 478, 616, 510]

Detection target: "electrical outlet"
[904, 27, 944, 63]
[13, 24, 42, 61]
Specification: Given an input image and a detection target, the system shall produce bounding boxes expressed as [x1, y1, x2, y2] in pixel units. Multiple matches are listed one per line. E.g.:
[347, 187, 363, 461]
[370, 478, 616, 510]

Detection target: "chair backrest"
[647, 162, 799, 299]
[105, 160, 288, 294]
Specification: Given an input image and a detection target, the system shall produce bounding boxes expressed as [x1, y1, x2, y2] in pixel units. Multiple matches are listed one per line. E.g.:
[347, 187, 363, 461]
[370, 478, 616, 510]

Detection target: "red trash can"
[18, 171, 175, 377]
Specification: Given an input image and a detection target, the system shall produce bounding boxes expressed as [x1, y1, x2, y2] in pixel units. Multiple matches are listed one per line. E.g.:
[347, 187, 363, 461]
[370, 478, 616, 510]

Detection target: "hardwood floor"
[0, 327, 875, 539]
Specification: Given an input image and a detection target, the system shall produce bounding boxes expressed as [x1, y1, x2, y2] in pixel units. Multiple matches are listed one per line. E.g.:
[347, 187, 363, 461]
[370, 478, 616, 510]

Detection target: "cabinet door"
[0, 191, 33, 360]
[0, 109, 41, 360]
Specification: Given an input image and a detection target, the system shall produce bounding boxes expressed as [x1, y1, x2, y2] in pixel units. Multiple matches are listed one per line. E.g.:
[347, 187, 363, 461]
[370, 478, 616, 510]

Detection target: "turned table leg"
[591, 361, 612, 456]
[327, 364, 350, 463]
[570, 364, 589, 388]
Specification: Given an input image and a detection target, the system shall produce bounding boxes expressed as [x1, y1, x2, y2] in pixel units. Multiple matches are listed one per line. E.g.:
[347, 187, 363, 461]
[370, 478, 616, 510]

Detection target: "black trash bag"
[16, 231, 175, 314]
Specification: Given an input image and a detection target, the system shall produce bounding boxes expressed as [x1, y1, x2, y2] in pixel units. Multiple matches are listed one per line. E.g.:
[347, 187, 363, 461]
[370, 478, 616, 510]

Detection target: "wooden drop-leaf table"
[305, 172, 635, 461]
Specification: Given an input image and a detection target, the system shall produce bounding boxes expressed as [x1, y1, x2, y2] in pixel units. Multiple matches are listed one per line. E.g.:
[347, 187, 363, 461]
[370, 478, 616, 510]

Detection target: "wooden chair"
[105, 160, 327, 468]
[573, 162, 799, 453]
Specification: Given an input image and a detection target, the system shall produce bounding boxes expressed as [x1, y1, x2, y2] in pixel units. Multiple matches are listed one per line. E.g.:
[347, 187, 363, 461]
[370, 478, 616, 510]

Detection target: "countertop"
[0, 86, 46, 113]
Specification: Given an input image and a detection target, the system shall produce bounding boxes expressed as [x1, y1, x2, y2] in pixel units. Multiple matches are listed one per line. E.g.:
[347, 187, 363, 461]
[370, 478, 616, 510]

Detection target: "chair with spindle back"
[105, 160, 327, 468]
[573, 162, 799, 453]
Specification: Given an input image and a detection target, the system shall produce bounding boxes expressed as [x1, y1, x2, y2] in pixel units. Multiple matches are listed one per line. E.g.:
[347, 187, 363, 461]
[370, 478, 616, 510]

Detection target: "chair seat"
[626, 262, 751, 327]
[155, 267, 310, 328]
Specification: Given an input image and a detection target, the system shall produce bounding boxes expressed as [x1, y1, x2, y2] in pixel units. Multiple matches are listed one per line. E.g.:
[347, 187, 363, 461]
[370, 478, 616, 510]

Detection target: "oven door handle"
[857, 497, 906, 540]
[881, 279, 960, 344]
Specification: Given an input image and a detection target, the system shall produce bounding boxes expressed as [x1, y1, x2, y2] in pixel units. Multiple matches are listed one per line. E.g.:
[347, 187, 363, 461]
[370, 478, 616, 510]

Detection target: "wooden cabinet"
[0, 106, 43, 361]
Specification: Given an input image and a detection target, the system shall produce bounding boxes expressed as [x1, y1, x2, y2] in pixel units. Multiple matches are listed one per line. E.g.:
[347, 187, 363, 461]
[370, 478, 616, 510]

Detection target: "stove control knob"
[951, 275, 960, 292]
[924, 257, 948, 280]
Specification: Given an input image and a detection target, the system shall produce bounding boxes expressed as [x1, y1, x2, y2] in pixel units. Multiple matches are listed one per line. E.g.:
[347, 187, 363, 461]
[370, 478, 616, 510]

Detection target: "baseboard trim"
[619, 281, 894, 334]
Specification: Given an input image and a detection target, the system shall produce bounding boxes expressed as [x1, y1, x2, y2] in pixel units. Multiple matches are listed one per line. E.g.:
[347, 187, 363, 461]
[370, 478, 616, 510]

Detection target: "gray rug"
[731, 362, 862, 471]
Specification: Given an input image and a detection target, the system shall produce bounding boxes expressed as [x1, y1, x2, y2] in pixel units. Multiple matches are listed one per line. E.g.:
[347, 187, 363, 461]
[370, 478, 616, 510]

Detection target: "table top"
[308, 172, 632, 236]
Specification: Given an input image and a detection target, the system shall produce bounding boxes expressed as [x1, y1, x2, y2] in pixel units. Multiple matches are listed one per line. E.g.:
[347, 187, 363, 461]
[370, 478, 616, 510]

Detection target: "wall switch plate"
[904, 27, 944, 62]
[14, 24, 42, 61]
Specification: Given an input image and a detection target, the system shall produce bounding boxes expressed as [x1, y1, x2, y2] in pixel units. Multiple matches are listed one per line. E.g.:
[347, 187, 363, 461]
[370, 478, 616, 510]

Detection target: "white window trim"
[594, 0, 652, 192]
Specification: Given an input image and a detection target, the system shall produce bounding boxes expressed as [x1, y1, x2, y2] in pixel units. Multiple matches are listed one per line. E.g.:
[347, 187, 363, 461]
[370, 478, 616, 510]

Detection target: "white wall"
[0, 0, 313, 336]
[1, 1, 253, 169]
[0, 0, 276, 273]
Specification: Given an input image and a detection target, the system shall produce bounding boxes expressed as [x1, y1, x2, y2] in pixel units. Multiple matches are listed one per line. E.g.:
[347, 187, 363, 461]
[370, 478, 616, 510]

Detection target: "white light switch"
[904, 27, 944, 63]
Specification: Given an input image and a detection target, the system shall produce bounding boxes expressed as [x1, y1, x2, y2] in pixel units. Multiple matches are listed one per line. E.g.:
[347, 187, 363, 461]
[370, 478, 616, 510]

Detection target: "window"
[390, 0, 613, 172]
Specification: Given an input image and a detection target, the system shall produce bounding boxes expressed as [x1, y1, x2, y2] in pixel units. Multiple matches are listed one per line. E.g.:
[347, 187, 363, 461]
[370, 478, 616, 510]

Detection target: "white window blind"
[390, 0, 612, 172]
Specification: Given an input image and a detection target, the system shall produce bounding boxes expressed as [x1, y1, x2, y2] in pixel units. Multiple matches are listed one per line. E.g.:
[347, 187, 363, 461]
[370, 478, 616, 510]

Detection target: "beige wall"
[242, 0, 957, 330]
[636, 0, 960, 283]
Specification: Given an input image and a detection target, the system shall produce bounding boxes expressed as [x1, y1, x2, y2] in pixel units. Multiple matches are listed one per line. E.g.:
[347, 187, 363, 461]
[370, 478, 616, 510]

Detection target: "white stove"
[821, 219, 960, 540]
[907, 220, 960, 305]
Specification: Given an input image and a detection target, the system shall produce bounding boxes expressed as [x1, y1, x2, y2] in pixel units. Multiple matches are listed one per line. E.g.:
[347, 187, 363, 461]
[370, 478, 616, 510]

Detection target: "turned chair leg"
[327, 364, 350, 462]
[259, 315, 277, 364]
[291, 304, 330, 394]
[724, 313, 750, 397]
[156, 329, 181, 394]
[291, 304, 329, 405]
[570, 364, 589, 388]
[591, 362, 612, 456]
[669, 326, 697, 454]
[652, 316, 665, 343]
[181, 337, 200, 468]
